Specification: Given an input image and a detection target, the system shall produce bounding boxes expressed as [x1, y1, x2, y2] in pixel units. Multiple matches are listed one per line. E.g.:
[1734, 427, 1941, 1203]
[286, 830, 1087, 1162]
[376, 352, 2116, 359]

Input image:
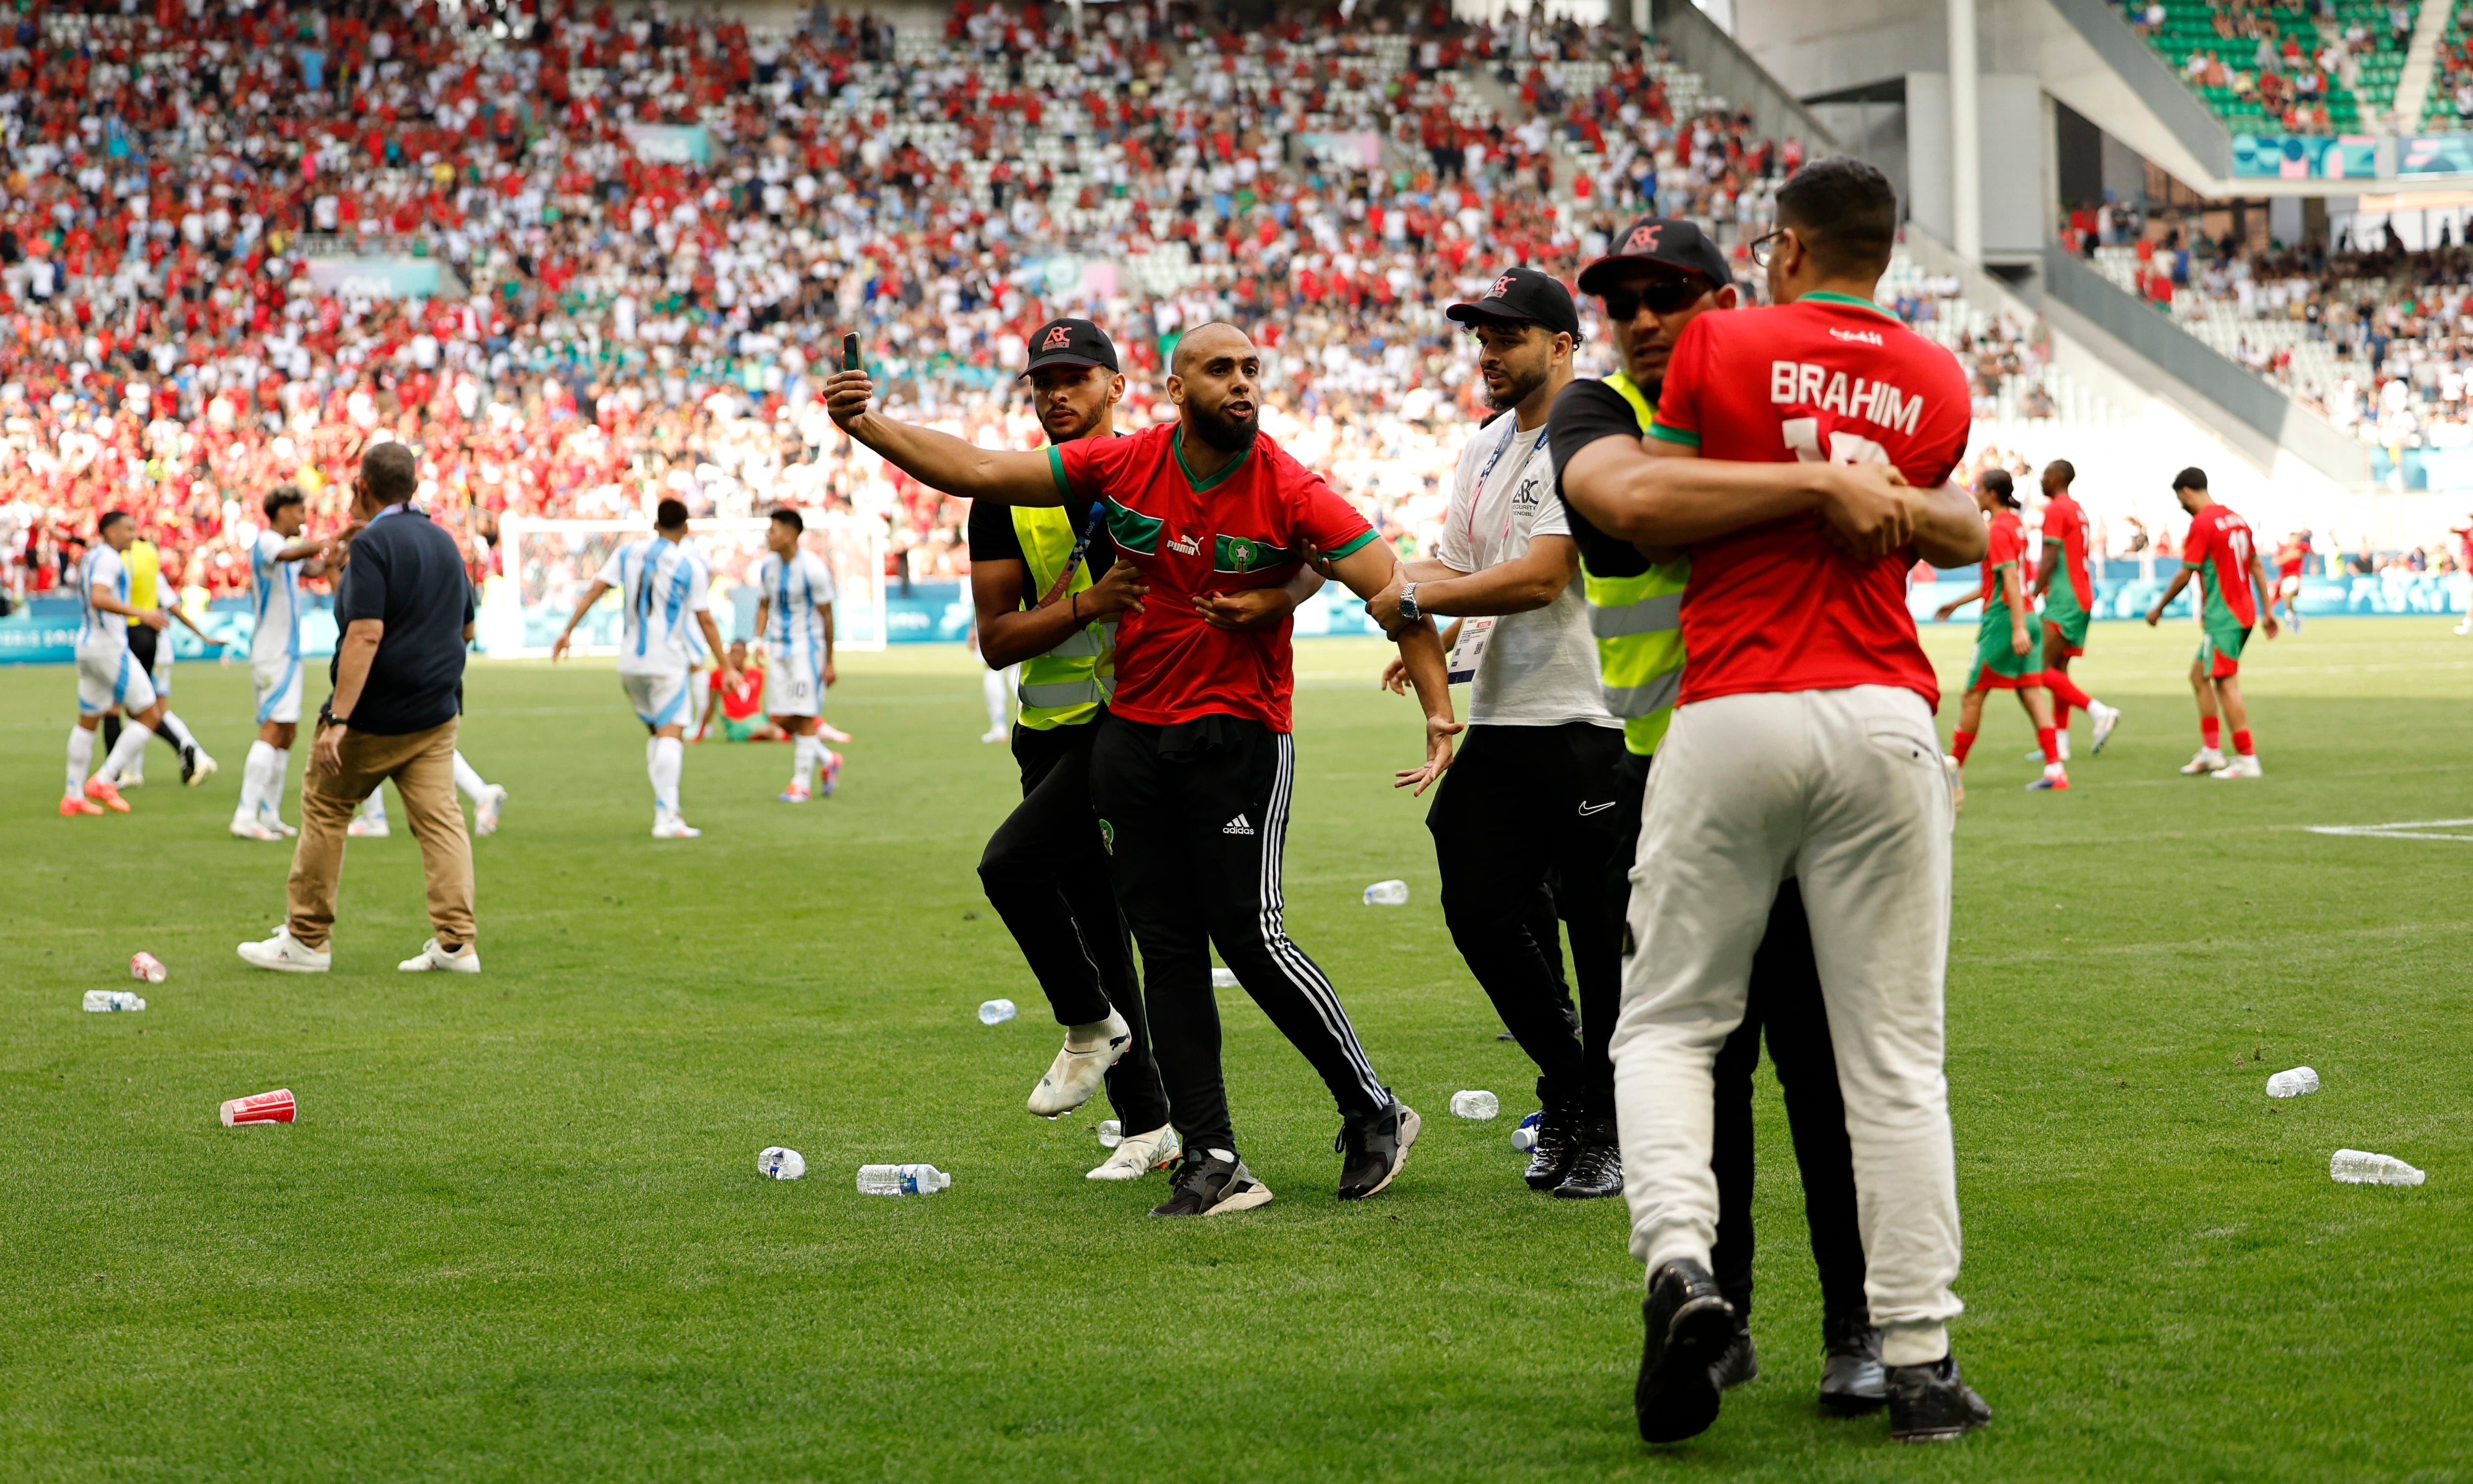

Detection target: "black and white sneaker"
[1334, 1097, 1420, 1200]
[1885, 1353, 1990, 1442]
[1552, 1118, 1623, 1199]
[1147, 1149, 1273, 1217]
[1818, 1313, 1888, 1415]
[1636, 1258, 1738, 1443]
[1522, 1105, 1582, 1190]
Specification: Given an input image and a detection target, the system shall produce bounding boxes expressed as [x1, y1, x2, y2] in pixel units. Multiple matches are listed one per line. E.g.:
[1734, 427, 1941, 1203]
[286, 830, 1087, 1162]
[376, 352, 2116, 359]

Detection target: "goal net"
[481, 513, 889, 658]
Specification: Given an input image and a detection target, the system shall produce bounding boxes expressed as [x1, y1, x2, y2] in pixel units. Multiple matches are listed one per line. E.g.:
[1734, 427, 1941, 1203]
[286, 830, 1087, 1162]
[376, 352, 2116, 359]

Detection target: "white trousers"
[1612, 684, 1962, 1366]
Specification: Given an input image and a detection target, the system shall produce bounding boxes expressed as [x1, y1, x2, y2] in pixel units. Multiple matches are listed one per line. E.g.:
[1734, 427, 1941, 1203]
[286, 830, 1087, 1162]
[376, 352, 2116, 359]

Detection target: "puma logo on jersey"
[1222, 813, 1256, 835]
[1168, 534, 1201, 556]
[1769, 360, 1923, 435]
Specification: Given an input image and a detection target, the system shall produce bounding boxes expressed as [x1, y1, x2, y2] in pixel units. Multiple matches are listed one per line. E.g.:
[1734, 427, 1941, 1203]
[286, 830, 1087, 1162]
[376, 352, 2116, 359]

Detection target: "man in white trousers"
[1557, 158, 1992, 1444]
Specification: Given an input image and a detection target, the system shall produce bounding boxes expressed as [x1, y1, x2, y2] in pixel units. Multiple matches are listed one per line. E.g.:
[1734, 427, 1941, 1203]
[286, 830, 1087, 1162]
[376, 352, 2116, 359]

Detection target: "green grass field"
[3, 617, 2468, 1482]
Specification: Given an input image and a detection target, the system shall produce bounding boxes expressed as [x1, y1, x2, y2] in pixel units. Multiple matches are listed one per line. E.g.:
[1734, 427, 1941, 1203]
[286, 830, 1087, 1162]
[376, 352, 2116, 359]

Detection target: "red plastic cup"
[130, 952, 167, 984]
[220, 1088, 296, 1126]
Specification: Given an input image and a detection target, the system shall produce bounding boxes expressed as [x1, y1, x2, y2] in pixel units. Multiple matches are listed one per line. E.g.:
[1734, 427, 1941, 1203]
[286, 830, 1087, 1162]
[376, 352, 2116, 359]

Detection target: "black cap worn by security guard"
[1577, 216, 1734, 294]
[1020, 317, 1119, 377]
[1445, 266, 1581, 338]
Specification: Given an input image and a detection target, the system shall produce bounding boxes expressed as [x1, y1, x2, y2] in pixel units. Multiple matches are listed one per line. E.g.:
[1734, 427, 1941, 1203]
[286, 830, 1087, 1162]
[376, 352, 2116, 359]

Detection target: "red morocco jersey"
[1648, 292, 1971, 710]
[1053, 421, 1380, 731]
[2042, 491, 2093, 608]
[2184, 502, 2259, 627]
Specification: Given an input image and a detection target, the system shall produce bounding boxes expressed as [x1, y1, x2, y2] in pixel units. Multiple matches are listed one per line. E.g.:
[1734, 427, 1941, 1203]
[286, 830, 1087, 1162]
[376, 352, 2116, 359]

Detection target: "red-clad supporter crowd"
[1, 0, 1816, 608]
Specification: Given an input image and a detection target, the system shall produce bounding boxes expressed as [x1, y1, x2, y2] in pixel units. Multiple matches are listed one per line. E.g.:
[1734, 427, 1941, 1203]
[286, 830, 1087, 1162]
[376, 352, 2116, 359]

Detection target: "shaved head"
[1172, 321, 1252, 378]
[1167, 321, 1264, 453]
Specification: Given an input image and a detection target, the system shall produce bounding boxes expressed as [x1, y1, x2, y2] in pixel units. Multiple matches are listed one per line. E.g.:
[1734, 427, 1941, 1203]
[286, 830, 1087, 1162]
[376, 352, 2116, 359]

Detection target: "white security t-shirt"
[595, 536, 713, 674]
[1433, 413, 1617, 728]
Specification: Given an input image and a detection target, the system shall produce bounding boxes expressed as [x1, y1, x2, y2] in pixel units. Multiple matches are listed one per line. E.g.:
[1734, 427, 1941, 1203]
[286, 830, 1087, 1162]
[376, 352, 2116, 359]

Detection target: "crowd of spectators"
[2124, 0, 2410, 135]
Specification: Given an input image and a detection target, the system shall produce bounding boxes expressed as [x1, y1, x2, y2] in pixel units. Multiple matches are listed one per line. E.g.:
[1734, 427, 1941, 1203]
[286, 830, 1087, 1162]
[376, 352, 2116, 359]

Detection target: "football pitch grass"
[3, 617, 2468, 1482]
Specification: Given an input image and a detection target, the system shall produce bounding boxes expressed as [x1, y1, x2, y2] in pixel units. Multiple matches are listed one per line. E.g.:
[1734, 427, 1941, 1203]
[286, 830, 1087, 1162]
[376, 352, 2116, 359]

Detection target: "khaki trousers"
[286, 718, 475, 953]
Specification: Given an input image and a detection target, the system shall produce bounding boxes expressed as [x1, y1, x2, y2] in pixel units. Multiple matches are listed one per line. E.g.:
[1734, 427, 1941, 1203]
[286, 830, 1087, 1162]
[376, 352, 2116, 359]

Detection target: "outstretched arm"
[1328, 541, 1459, 795]
[549, 579, 612, 660]
[825, 368, 1063, 505]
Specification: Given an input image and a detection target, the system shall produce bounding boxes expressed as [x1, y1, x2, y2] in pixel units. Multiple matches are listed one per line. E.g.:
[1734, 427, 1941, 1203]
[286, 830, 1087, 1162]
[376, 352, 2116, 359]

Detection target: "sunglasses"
[1598, 279, 1708, 319]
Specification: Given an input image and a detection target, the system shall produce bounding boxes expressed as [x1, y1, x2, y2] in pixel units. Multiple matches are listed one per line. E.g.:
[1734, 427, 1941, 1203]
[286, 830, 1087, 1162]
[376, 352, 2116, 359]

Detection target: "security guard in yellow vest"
[1551, 218, 1885, 1410]
[99, 530, 221, 785]
[966, 319, 1322, 1184]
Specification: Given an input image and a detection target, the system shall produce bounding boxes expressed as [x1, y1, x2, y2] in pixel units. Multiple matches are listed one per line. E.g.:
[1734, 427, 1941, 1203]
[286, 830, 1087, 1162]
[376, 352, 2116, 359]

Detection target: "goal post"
[481, 513, 889, 658]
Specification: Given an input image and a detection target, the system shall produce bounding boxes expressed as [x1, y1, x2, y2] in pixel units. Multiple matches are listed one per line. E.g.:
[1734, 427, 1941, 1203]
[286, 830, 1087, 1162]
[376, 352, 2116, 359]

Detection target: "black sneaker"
[1710, 1320, 1758, 1390]
[1885, 1353, 1990, 1442]
[1818, 1313, 1888, 1415]
[1147, 1149, 1274, 1217]
[1522, 1105, 1582, 1190]
[178, 744, 198, 785]
[1636, 1258, 1738, 1443]
[1552, 1118, 1622, 1199]
[1334, 1097, 1420, 1200]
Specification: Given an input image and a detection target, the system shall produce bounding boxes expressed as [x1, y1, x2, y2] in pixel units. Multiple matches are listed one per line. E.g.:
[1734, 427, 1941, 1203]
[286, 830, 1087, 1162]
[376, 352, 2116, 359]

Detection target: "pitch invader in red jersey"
[2145, 467, 2279, 778]
[2026, 460, 2121, 760]
[1932, 469, 2066, 796]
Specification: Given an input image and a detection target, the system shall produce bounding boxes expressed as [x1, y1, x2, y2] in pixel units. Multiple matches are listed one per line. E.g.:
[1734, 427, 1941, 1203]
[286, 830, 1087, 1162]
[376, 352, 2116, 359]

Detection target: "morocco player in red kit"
[1558, 159, 1992, 1444]
[2146, 467, 2278, 777]
[2028, 460, 2121, 759]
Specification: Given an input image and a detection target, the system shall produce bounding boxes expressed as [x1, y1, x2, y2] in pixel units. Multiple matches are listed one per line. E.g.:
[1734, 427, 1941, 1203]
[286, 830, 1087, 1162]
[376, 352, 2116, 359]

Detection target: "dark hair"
[360, 441, 419, 505]
[2044, 459, 2076, 488]
[1775, 157, 1899, 280]
[655, 497, 691, 530]
[2172, 466, 2209, 493]
[769, 507, 805, 533]
[264, 483, 305, 520]
[1982, 468, 2018, 508]
[97, 510, 132, 536]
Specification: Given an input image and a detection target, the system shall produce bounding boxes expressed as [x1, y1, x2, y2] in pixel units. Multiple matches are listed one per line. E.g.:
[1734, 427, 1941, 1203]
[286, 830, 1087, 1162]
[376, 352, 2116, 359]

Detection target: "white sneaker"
[980, 727, 1010, 744]
[230, 820, 284, 841]
[1944, 754, 1966, 809]
[347, 816, 390, 838]
[2456, 619, 2471, 635]
[1089, 1123, 1181, 1181]
[651, 814, 702, 839]
[261, 806, 297, 837]
[2213, 754, 2263, 779]
[2089, 701, 2122, 754]
[398, 938, 481, 972]
[474, 784, 507, 837]
[1027, 1009, 1132, 1116]
[2180, 748, 2227, 775]
[185, 749, 217, 787]
[237, 927, 331, 973]
[121, 764, 144, 789]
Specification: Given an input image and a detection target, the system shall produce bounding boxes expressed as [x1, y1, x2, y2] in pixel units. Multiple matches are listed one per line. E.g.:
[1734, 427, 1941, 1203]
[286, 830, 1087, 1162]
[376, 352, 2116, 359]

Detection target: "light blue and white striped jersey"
[752, 548, 837, 665]
[76, 544, 130, 660]
[250, 529, 306, 667]
[595, 536, 713, 675]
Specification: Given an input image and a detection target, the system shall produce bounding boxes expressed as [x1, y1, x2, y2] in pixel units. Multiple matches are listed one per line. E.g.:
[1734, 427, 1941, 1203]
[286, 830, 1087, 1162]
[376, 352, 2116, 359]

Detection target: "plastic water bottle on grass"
[83, 990, 145, 1012]
[2330, 1149, 2425, 1186]
[2265, 1066, 2320, 1098]
[978, 998, 1017, 1025]
[1098, 1120, 1123, 1148]
[1511, 1111, 1543, 1153]
[1450, 1090, 1499, 1120]
[858, 1164, 953, 1195]
[1363, 880, 1410, 906]
[1210, 967, 1240, 989]
[758, 1147, 806, 1180]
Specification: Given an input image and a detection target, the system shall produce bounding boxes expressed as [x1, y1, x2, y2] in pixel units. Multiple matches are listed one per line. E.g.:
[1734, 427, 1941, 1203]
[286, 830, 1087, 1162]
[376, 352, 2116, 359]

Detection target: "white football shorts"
[253, 656, 305, 725]
[621, 667, 695, 729]
[766, 655, 824, 718]
[77, 648, 157, 716]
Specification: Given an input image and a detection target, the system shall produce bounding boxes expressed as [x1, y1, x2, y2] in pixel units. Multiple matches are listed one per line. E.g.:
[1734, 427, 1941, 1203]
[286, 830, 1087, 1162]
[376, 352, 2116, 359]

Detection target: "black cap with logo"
[1019, 317, 1120, 377]
[1577, 216, 1735, 295]
[1445, 266, 1582, 338]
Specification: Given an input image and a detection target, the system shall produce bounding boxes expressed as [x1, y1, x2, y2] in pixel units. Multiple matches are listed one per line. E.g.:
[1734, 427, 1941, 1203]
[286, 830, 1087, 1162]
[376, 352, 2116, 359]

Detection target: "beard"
[1189, 401, 1259, 452]
[1484, 363, 1548, 413]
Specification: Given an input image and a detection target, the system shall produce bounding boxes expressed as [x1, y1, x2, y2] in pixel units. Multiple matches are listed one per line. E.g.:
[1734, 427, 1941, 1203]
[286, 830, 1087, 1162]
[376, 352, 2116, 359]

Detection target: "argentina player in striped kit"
[550, 498, 740, 837]
[750, 508, 842, 803]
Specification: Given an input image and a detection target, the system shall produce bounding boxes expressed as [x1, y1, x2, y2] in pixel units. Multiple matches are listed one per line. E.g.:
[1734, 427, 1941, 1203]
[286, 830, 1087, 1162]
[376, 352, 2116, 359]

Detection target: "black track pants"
[977, 717, 1169, 1133]
[1425, 722, 1627, 1116]
[1090, 715, 1388, 1161]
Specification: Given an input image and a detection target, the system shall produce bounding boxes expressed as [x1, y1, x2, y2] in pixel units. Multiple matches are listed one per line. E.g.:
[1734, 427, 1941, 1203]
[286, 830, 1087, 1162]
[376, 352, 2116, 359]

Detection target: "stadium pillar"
[1947, 0, 1982, 263]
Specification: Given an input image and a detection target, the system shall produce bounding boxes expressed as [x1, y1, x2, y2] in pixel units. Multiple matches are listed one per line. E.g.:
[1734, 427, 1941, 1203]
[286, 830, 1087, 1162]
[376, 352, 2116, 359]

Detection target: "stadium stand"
[2125, 0, 2413, 135]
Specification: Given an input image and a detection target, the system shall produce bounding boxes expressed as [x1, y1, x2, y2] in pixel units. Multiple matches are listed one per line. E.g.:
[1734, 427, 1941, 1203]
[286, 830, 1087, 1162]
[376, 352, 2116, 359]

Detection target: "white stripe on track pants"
[1611, 684, 1963, 1367]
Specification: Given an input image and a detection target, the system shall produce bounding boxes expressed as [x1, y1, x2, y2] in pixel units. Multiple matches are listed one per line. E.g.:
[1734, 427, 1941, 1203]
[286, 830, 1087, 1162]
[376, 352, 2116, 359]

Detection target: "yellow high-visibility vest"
[1009, 505, 1115, 730]
[1587, 371, 1689, 758]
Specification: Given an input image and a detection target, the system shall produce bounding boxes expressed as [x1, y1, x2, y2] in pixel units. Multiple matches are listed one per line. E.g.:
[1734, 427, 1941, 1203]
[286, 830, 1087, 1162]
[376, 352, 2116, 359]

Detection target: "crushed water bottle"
[758, 1146, 806, 1180]
[1511, 1110, 1543, 1153]
[1363, 879, 1410, 906]
[977, 998, 1017, 1026]
[2330, 1149, 2426, 1186]
[83, 990, 146, 1012]
[1450, 1089, 1500, 1120]
[2265, 1066, 2321, 1098]
[1098, 1119, 1123, 1148]
[857, 1163, 953, 1195]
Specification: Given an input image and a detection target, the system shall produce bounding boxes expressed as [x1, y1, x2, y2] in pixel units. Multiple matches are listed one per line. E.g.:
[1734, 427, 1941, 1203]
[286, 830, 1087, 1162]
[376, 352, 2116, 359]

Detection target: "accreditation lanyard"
[1464, 419, 1552, 556]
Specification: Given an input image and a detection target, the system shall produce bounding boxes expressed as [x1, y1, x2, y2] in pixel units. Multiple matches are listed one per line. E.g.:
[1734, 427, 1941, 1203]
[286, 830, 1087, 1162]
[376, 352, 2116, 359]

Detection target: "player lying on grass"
[1932, 468, 2069, 798]
[694, 641, 787, 742]
[2145, 467, 2278, 779]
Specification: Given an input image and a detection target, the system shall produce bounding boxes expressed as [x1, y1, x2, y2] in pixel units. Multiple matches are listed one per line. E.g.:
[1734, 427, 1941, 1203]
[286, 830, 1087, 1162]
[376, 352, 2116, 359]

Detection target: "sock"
[66, 725, 95, 797]
[452, 750, 488, 803]
[645, 737, 665, 815]
[2042, 670, 2095, 710]
[265, 747, 291, 821]
[2052, 700, 2071, 733]
[102, 713, 122, 753]
[982, 666, 1010, 732]
[651, 735, 684, 815]
[96, 720, 155, 783]
[792, 733, 818, 791]
[1950, 729, 1976, 764]
[2201, 716, 2221, 750]
[2037, 725, 2061, 766]
[235, 740, 272, 822]
[359, 789, 391, 827]
[156, 710, 199, 755]
[2232, 728, 2255, 758]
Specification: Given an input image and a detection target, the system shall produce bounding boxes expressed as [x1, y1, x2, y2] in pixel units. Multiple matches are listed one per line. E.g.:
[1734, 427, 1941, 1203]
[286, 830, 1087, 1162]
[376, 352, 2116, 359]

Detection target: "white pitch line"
[2305, 817, 2473, 841]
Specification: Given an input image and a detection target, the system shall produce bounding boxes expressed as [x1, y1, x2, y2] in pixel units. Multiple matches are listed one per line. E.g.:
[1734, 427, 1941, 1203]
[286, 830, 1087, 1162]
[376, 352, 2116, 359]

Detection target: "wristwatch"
[1397, 582, 1421, 623]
